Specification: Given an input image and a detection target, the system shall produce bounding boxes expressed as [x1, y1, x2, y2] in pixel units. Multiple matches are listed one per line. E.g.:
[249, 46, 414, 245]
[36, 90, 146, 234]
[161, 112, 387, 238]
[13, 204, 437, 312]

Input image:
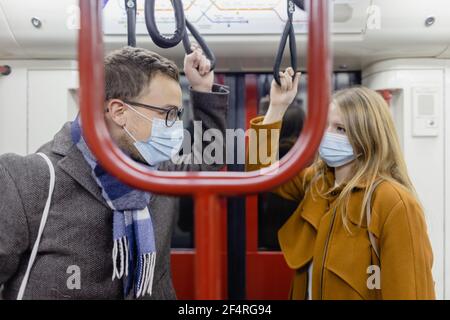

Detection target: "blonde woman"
[246, 68, 435, 300]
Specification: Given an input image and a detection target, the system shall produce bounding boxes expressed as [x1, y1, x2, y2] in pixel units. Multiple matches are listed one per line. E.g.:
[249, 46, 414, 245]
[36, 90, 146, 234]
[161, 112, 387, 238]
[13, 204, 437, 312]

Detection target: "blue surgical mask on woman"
[319, 132, 356, 167]
[123, 105, 184, 166]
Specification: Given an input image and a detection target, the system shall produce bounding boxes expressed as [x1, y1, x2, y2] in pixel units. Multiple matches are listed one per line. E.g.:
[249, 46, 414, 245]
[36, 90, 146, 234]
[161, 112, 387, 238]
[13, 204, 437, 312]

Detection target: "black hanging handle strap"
[125, 0, 137, 47]
[145, 0, 215, 70]
[273, 0, 298, 86]
[182, 20, 216, 71]
[145, 0, 186, 49]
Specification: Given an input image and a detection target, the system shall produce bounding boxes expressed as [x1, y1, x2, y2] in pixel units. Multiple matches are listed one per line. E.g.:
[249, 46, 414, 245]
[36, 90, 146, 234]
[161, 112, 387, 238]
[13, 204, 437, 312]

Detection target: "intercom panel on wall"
[411, 86, 440, 137]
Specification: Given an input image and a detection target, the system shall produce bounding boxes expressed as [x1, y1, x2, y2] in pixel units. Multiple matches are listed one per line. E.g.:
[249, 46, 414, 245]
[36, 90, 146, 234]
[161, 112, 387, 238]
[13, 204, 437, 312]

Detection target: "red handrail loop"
[78, 0, 331, 299]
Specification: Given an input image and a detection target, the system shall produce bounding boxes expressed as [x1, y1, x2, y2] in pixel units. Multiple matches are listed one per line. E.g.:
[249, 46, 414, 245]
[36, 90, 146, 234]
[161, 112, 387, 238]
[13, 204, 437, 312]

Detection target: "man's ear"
[106, 99, 128, 127]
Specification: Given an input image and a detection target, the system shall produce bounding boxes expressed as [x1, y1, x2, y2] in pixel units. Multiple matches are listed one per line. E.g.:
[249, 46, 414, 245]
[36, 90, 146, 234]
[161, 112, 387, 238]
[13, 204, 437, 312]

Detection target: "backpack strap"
[17, 153, 56, 300]
[366, 180, 382, 260]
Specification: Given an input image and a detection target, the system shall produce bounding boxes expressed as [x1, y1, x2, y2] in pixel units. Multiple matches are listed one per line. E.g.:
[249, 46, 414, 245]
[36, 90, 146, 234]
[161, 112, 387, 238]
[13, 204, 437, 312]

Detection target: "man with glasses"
[0, 46, 228, 299]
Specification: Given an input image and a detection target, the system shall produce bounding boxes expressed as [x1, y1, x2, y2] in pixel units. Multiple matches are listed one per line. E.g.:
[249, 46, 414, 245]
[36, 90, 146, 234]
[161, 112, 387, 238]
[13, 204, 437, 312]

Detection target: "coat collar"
[51, 122, 108, 208]
[323, 165, 368, 193]
[321, 165, 373, 226]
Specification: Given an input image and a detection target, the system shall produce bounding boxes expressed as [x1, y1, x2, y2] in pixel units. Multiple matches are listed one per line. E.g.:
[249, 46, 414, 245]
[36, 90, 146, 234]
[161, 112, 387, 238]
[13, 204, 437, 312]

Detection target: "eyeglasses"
[123, 100, 184, 127]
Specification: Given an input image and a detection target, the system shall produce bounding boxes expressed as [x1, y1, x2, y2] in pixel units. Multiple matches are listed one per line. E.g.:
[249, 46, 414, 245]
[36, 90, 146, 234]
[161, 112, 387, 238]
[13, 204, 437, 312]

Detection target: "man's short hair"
[104, 46, 179, 101]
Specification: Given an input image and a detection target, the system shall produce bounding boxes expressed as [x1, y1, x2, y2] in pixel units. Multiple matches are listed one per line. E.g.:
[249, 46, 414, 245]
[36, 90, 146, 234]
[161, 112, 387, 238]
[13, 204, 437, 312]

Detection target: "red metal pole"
[195, 194, 224, 299]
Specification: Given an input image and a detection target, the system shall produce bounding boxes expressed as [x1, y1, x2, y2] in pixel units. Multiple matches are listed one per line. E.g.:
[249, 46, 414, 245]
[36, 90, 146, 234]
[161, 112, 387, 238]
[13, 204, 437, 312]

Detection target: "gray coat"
[0, 85, 229, 300]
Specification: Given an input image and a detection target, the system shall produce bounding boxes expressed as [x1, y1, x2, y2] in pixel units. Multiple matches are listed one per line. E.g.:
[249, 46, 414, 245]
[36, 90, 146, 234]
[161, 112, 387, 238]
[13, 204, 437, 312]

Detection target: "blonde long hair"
[309, 86, 419, 229]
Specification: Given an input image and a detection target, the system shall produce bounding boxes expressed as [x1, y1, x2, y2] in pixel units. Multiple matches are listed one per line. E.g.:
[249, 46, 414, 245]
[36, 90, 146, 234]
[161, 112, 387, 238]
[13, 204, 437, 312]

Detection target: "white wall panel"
[363, 59, 447, 299]
[27, 69, 78, 153]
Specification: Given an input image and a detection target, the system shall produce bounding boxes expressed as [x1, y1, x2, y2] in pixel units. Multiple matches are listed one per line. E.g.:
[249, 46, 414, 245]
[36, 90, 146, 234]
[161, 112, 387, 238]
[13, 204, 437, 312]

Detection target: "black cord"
[273, 0, 298, 86]
[182, 20, 216, 70]
[125, 0, 137, 47]
[145, 0, 216, 70]
[292, 0, 305, 11]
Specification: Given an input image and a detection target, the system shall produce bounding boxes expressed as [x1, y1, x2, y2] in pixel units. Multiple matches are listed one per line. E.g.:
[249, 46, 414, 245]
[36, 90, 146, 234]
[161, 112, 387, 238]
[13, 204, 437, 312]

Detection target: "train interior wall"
[0, 58, 448, 299]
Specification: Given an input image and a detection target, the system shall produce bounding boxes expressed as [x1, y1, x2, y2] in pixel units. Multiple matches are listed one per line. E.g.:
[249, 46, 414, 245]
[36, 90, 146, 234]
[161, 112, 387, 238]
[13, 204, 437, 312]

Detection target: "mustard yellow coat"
[246, 116, 435, 300]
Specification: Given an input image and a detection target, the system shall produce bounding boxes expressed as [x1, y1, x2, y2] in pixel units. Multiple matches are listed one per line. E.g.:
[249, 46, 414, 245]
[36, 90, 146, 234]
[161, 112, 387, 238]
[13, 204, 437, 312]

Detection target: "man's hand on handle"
[184, 43, 214, 93]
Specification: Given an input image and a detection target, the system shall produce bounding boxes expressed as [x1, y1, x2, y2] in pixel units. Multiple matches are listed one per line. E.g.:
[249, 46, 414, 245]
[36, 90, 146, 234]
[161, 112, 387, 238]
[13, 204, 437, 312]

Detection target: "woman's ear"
[106, 100, 128, 127]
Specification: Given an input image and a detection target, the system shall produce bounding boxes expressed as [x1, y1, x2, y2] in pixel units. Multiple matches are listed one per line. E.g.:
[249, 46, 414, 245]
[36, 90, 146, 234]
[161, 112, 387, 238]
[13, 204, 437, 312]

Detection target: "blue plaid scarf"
[71, 117, 156, 298]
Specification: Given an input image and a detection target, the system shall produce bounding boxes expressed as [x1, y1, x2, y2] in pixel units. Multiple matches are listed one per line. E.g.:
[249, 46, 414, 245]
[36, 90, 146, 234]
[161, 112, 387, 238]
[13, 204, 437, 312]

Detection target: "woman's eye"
[337, 126, 346, 133]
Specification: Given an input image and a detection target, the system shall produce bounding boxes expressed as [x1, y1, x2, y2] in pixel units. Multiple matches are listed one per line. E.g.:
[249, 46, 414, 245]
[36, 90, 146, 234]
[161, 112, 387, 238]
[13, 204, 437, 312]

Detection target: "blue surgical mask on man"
[319, 132, 356, 168]
[123, 104, 184, 166]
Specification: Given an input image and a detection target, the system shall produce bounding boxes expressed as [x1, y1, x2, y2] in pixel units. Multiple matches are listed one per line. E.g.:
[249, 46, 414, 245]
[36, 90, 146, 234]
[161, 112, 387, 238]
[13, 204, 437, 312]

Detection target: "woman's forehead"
[329, 103, 342, 121]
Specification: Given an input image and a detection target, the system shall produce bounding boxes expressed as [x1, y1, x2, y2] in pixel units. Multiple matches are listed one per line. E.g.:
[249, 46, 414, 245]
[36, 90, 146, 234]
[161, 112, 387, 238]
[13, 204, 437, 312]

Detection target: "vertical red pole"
[245, 74, 259, 254]
[195, 194, 224, 299]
